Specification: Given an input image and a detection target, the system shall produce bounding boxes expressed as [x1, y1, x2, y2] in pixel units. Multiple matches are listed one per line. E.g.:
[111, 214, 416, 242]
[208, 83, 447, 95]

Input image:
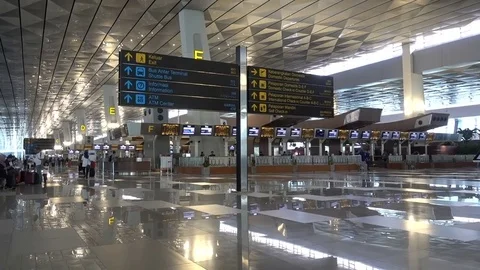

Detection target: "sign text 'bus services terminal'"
[119, 50, 239, 112]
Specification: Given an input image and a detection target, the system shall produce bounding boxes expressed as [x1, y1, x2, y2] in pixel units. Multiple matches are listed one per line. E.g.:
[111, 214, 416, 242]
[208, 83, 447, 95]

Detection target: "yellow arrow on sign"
[251, 104, 258, 112]
[125, 52, 133, 61]
[251, 92, 258, 99]
[251, 68, 258, 76]
[251, 80, 258, 87]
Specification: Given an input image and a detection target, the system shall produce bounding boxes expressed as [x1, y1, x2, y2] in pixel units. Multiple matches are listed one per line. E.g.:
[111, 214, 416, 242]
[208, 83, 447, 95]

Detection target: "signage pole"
[236, 46, 248, 192]
[236, 45, 249, 270]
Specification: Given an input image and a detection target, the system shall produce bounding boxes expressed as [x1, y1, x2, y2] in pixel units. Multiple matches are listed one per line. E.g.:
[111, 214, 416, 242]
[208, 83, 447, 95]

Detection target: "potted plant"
[458, 128, 479, 142]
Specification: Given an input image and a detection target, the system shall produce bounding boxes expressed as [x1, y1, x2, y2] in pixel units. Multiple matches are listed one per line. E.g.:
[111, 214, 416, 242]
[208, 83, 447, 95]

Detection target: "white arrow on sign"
[124, 66, 133, 75]
[124, 94, 133, 103]
[125, 80, 133, 89]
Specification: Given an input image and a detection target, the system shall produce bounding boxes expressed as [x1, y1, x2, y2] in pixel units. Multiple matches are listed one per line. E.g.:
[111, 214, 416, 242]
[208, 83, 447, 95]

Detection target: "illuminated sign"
[118, 50, 239, 112]
[194, 50, 204, 60]
[247, 66, 334, 118]
[80, 124, 86, 132]
[109, 107, 116, 115]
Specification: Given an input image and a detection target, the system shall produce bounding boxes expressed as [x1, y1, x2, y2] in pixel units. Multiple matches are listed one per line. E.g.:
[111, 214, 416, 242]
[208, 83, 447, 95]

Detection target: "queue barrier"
[104, 160, 152, 176]
[177, 155, 362, 167]
[388, 156, 403, 163]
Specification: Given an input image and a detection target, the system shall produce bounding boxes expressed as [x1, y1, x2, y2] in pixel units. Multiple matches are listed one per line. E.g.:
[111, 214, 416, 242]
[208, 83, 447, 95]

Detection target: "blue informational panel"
[118, 50, 239, 112]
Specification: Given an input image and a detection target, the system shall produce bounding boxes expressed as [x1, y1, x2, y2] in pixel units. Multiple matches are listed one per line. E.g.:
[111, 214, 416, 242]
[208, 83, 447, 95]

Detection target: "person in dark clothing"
[209, 151, 216, 157]
[5, 155, 16, 189]
[0, 154, 7, 189]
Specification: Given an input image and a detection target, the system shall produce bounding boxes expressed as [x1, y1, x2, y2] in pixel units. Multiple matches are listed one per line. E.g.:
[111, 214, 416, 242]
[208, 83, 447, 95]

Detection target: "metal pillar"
[236, 46, 248, 192]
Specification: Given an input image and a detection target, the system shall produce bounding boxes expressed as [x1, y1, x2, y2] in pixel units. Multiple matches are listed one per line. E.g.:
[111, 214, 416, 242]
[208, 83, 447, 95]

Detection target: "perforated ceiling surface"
[1, 0, 480, 140]
[336, 62, 480, 114]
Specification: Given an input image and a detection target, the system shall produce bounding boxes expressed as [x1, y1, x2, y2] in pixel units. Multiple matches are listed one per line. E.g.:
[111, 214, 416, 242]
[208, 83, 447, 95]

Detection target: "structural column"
[142, 108, 170, 168]
[402, 43, 425, 118]
[75, 109, 87, 144]
[103, 85, 121, 129]
[62, 121, 72, 146]
[178, 9, 223, 156]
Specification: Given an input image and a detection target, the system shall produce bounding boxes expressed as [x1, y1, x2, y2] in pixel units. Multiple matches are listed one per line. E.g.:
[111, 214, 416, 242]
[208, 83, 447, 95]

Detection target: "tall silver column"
[236, 46, 248, 192]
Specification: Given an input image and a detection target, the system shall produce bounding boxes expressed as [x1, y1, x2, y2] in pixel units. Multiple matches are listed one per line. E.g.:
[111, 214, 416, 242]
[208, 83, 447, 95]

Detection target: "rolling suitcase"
[20, 170, 26, 183]
[25, 171, 34, 185]
[34, 173, 41, 185]
[89, 162, 96, 178]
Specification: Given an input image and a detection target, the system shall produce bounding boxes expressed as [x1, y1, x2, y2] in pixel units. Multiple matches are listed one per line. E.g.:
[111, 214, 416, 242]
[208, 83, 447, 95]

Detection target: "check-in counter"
[106, 158, 151, 174]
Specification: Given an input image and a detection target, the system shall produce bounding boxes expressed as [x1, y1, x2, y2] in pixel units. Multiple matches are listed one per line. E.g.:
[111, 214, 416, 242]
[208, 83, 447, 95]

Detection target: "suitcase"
[20, 170, 26, 183]
[34, 173, 41, 185]
[25, 171, 35, 185]
[89, 168, 95, 178]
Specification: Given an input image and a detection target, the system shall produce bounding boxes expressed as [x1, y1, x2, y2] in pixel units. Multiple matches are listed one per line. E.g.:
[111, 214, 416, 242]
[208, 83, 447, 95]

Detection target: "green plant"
[457, 128, 479, 142]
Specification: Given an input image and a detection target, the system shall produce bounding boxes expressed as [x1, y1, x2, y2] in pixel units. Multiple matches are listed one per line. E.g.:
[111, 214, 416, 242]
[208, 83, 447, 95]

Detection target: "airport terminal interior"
[3, 0, 480, 269]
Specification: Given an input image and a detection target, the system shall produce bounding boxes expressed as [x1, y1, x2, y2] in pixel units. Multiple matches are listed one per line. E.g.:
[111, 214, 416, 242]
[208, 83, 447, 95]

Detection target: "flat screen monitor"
[260, 127, 274, 138]
[248, 127, 259, 137]
[418, 132, 427, 140]
[128, 145, 136, 151]
[409, 132, 419, 140]
[381, 131, 391, 140]
[360, 130, 371, 140]
[183, 211, 195, 220]
[290, 128, 301, 137]
[103, 145, 110, 150]
[200, 125, 213, 136]
[231, 127, 237, 136]
[315, 129, 325, 138]
[214, 125, 230, 137]
[327, 129, 338, 139]
[119, 145, 127, 150]
[94, 144, 101, 150]
[182, 125, 196, 136]
[349, 130, 359, 139]
[276, 127, 287, 137]
[391, 131, 401, 140]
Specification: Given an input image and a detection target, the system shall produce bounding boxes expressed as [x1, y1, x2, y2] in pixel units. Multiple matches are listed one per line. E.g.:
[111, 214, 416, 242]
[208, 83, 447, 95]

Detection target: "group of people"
[199, 151, 216, 157]
[78, 150, 95, 179]
[0, 154, 19, 190]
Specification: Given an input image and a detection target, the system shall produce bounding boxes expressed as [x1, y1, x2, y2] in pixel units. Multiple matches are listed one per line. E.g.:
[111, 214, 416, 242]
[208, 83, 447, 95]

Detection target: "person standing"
[33, 150, 44, 182]
[82, 150, 91, 179]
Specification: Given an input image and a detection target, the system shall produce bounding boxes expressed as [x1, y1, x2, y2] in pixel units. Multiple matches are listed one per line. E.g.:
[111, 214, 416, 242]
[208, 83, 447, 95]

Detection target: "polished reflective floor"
[2, 168, 480, 270]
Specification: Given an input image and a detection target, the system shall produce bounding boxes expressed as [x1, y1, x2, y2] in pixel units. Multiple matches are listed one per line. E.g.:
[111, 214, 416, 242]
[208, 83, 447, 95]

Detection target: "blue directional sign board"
[118, 50, 239, 111]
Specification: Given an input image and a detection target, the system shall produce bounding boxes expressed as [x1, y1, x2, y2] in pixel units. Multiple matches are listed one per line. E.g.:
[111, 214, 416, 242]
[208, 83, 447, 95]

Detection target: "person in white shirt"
[81, 150, 91, 179]
[32, 150, 44, 180]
